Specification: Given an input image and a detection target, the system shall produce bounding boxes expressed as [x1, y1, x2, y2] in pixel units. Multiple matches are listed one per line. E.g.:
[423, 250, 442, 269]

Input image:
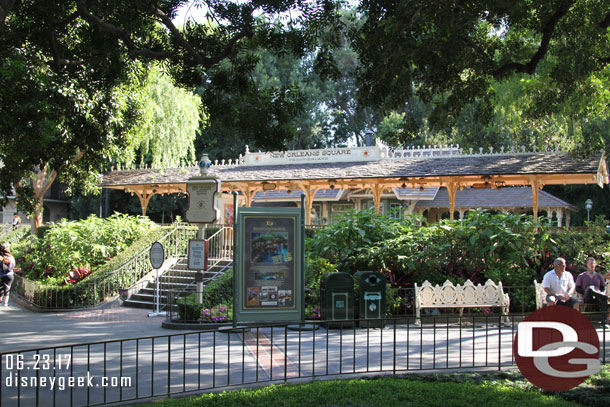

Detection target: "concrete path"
[1, 299, 610, 407]
[0, 300, 182, 353]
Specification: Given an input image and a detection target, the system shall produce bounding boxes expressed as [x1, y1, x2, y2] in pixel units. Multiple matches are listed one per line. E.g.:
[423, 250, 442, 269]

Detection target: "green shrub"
[22, 213, 158, 281]
[306, 209, 610, 314]
[176, 293, 204, 321]
[201, 268, 233, 309]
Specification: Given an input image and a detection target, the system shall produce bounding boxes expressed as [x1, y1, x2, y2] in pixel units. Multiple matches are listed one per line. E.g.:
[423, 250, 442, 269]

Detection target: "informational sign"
[234, 208, 303, 323]
[185, 178, 221, 224]
[188, 239, 206, 270]
[149, 242, 165, 269]
[245, 145, 383, 166]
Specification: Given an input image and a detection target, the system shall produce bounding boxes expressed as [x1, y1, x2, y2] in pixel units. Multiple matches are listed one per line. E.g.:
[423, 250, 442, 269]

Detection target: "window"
[330, 203, 354, 223]
[389, 203, 403, 219]
[310, 204, 322, 225]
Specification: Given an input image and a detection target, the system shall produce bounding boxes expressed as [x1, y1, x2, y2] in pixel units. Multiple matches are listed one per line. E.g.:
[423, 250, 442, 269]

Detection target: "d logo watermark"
[513, 306, 600, 391]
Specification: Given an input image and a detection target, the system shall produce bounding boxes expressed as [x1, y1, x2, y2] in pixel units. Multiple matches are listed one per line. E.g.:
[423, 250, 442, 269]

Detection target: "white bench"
[414, 279, 510, 322]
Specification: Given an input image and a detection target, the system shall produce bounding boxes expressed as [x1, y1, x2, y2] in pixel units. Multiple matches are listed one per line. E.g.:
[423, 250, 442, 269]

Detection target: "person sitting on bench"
[575, 257, 609, 327]
[542, 258, 580, 310]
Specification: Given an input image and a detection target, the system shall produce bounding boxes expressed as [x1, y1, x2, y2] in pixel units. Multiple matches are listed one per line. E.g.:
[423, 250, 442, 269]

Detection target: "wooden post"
[135, 190, 154, 216]
[530, 177, 540, 221]
[446, 181, 458, 221]
[298, 183, 319, 225]
[371, 184, 384, 215]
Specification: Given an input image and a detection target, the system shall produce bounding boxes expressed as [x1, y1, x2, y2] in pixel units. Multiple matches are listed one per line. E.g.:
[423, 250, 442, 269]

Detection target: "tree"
[119, 67, 201, 169]
[352, 0, 610, 129]
[0, 1, 340, 215]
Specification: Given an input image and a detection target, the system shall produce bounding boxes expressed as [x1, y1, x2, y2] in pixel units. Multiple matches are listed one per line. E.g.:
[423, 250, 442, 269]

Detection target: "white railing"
[206, 226, 233, 269]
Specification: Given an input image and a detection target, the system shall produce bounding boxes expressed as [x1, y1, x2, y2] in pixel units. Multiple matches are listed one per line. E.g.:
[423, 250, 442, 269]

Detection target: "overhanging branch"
[492, 1, 573, 79]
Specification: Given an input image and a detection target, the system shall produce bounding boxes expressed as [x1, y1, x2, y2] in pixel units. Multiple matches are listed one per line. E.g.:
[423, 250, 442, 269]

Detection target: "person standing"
[0, 246, 15, 307]
[542, 257, 580, 310]
[11, 213, 21, 230]
[576, 257, 609, 326]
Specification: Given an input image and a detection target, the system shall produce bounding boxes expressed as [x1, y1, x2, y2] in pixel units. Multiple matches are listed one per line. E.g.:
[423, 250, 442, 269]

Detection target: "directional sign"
[185, 178, 221, 224]
[149, 242, 165, 269]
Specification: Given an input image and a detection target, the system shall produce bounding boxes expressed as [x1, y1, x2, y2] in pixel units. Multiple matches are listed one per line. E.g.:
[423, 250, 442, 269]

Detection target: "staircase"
[123, 257, 232, 309]
[123, 225, 234, 310]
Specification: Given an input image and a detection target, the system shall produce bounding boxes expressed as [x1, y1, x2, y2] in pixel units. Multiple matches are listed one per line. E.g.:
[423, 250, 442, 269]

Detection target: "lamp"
[585, 199, 593, 222]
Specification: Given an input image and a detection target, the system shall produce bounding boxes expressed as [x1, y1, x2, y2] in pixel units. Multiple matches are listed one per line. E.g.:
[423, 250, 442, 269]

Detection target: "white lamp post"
[585, 199, 593, 222]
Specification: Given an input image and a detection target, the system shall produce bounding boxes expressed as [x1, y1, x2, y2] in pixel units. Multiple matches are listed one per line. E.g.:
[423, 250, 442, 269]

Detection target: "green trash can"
[354, 270, 386, 328]
[320, 272, 354, 328]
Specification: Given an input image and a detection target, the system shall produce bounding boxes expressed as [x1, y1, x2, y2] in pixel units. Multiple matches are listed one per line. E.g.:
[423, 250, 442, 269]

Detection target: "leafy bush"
[22, 213, 158, 281]
[176, 293, 203, 321]
[306, 209, 610, 314]
[201, 268, 233, 309]
[176, 270, 233, 322]
[304, 256, 338, 312]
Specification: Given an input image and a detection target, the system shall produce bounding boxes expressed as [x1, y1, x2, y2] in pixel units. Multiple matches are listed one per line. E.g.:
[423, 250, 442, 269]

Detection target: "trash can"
[320, 272, 354, 328]
[354, 270, 386, 328]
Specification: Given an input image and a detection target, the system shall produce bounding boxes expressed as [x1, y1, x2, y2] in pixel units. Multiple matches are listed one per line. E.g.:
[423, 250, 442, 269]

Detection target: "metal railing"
[205, 226, 233, 269]
[1, 314, 608, 407]
[12, 223, 199, 310]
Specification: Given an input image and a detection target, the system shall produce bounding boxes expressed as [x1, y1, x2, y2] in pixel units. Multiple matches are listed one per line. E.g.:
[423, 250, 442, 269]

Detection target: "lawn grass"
[137, 366, 610, 407]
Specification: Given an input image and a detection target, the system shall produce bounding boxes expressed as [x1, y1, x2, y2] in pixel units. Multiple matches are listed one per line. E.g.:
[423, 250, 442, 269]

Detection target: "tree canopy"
[2, 0, 610, 218]
[353, 0, 610, 129]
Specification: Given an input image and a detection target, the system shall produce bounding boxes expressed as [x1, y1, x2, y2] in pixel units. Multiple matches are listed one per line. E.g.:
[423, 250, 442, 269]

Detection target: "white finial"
[521, 146, 526, 152]
[500, 146, 505, 153]
[459, 148, 463, 154]
[469, 148, 473, 154]
[221, 159, 225, 165]
[228, 159, 233, 165]
[214, 160, 218, 165]
[479, 147, 484, 154]
[245, 145, 250, 154]
[489, 147, 494, 154]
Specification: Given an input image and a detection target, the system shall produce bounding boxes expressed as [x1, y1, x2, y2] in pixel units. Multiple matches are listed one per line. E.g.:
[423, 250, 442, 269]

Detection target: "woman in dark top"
[0, 247, 15, 307]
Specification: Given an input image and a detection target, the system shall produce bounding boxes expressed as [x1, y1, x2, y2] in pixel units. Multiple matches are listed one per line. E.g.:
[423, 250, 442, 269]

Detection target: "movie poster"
[243, 216, 295, 309]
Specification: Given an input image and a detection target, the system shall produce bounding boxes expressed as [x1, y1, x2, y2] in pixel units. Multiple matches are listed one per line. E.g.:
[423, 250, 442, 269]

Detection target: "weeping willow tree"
[117, 66, 203, 170]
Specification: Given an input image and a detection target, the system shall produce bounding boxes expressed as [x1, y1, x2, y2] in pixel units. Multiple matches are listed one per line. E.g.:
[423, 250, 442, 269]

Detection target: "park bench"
[414, 279, 510, 323]
[535, 279, 610, 310]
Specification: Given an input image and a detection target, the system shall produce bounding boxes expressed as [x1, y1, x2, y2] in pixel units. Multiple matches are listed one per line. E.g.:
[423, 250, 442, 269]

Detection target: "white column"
[556, 209, 563, 228]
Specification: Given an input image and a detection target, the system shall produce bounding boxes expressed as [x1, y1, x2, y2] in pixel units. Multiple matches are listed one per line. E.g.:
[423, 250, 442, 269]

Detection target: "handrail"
[206, 226, 233, 269]
[12, 222, 199, 309]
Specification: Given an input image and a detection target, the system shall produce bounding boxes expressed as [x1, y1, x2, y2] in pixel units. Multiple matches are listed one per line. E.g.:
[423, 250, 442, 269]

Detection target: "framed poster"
[234, 208, 303, 323]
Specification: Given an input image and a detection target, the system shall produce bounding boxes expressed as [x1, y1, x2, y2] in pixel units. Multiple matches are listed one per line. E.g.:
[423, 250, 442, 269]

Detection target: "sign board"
[245, 145, 384, 166]
[234, 208, 304, 323]
[188, 239, 206, 270]
[185, 178, 221, 224]
[149, 242, 165, 269]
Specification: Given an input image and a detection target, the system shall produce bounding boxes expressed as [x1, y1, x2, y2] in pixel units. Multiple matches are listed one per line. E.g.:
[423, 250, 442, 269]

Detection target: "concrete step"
[122, 258, 231, 310]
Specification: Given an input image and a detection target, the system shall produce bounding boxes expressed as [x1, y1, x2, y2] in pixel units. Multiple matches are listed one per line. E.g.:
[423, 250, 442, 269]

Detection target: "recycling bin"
[320, 272, 354, 328]
[354, 270, 386, 328]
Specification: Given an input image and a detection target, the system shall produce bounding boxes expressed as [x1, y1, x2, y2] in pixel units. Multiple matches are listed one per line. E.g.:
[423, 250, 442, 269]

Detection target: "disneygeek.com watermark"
[4, 372, 131, 391]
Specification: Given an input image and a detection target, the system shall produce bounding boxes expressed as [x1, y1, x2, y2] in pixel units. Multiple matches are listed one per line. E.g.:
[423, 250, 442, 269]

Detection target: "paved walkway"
[0, 299, 184, 353]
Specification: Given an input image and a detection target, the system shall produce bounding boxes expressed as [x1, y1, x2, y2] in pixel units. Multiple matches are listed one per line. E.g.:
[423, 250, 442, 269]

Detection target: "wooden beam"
[530, 176, 540, 221]
[371, 183, 385, 214]
[297, 183, 320, 225]
[134, 190, 155, 216]
[446, 181, 458, 221]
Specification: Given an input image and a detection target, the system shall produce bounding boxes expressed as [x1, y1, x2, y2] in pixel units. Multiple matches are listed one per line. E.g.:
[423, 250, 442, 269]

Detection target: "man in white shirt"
[542, 258, 580, 310]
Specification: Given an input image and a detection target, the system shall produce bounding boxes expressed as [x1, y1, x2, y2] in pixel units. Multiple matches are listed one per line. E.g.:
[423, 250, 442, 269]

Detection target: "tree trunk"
[30, 166, 57, 235]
